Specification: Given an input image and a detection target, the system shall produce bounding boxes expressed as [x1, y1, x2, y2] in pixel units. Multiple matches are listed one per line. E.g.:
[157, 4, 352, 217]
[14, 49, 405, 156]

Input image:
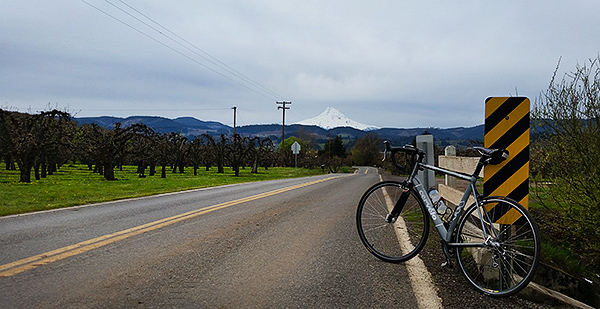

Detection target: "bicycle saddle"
[472, 146, 509, 165]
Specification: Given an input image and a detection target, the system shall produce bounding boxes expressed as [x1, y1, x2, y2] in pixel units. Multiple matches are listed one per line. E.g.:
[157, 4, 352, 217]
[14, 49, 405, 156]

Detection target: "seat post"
[473, 158, 485, 178]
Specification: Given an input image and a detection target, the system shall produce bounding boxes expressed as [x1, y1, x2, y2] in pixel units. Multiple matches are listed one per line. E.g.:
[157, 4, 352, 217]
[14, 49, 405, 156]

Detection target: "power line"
[104, 0, 253, 95]
[80, 0, 287, 102]
[83, 107, 232, 112]
[115, 0, 287, 101]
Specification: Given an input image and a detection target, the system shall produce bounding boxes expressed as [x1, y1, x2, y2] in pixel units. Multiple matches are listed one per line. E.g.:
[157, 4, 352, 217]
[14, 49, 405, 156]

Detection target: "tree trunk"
[34, 162, 41, 181]
[18, 163, 32, 183]
[137, 163, 147, 176]
[47, 163, 56, 176]
[41, 162, 47, 178]
[6, 156, 16, 170]
[251, 157, 258, 174]
[104, 164, 116, 181]
[161, 165, 167, 178]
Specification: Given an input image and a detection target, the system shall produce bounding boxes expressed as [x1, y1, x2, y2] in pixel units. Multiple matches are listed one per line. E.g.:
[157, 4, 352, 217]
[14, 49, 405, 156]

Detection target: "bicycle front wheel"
[356, 181, 429, 263]
[454, 196, 541, 297]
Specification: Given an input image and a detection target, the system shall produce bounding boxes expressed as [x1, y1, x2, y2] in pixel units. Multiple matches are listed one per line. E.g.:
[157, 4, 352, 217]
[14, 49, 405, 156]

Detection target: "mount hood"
[294, 107, 379, 131]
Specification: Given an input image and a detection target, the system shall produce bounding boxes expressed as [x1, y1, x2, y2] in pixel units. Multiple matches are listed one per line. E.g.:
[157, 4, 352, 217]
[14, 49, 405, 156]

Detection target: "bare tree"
[227, 134, 254, 176]
[188, 135, 205, 176]
[78, 122, 148, 181]
[202, 134, 228, 173]
[0, 109, 74, 183]
[126, 124, 155, 177]
[169, 133, 188, 174]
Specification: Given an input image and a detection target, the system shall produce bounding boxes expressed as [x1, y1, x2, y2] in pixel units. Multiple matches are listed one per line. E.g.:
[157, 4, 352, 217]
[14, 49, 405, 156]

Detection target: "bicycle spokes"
[356, 181, 430, 263]
[455, 198, 540, 297]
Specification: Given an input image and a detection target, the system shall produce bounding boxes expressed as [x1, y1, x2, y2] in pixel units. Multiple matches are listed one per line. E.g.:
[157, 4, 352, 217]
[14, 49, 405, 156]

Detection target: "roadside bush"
[531, 56, 600, 275]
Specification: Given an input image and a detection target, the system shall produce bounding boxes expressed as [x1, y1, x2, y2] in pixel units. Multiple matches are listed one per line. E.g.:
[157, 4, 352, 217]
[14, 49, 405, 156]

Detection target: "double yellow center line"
[0, 175, 349, 278]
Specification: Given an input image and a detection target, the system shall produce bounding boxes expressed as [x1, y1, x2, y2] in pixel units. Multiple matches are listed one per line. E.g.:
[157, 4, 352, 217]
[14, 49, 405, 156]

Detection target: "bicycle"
[356, 141, 540, 297]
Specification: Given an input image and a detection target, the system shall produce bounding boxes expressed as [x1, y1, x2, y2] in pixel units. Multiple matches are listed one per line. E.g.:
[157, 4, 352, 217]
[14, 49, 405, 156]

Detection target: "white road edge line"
[380, 174, 443, 309]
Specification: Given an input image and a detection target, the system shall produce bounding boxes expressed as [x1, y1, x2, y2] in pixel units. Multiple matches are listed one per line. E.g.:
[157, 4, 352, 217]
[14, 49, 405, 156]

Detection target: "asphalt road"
[0, 167, 429, 308]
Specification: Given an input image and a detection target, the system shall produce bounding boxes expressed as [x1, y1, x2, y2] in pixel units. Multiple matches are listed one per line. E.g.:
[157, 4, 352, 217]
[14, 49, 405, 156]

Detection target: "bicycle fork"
[385, 182, 413, 223]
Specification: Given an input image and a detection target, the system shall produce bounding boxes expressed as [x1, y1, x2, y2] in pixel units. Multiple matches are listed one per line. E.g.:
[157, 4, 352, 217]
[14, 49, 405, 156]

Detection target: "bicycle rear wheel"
[356, 181, 429, 263]
[454, 196, 540, 297]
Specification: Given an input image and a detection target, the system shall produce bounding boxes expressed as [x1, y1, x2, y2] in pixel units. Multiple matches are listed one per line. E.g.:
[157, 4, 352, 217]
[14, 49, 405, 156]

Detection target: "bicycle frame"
[408, 161, 487, 247]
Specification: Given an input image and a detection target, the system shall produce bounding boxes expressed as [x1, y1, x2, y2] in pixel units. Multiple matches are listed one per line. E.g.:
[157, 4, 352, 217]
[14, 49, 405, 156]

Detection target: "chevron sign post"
[484, 97, 530, 224]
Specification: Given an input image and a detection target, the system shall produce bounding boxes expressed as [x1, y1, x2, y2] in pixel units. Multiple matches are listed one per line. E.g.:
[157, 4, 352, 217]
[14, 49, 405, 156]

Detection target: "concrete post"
[416, 135, 435, 190]
[444, 145, 456, 188]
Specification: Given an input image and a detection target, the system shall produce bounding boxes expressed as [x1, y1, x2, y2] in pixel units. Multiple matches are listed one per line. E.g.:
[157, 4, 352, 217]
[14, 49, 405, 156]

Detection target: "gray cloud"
[1, 0, 599, 128]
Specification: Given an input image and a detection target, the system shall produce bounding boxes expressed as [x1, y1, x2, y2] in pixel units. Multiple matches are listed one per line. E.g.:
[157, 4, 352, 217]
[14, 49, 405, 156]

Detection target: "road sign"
[484, 97, 530, 224]
[291, 141, 301, 154]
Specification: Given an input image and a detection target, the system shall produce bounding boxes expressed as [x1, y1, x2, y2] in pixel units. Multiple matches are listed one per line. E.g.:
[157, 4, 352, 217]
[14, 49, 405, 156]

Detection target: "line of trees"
[0, 110, 280, 182]
[0, 109, 384, 183]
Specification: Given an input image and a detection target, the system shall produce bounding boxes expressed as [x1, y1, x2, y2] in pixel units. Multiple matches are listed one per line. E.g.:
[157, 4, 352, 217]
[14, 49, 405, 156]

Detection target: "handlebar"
[382, 140, 425, 171]
[382, 141, 509, 175]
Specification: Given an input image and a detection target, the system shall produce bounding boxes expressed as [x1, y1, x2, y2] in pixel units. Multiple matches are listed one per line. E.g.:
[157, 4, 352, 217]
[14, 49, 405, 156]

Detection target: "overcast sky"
[1, 1, 599, 128]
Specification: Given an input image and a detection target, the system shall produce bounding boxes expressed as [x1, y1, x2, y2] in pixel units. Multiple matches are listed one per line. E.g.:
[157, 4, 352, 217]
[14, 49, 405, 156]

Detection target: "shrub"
[531, 56, 600, 274]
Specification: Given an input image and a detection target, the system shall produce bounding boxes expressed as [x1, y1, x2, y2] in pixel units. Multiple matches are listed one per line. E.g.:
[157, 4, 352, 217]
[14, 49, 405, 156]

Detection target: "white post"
[444, 145, 456, 188]
[416, 135, 435, 190]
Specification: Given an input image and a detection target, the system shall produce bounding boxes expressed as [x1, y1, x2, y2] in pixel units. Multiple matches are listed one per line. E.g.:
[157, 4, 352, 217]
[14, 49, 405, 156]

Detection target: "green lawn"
[0, 164, 326, 216]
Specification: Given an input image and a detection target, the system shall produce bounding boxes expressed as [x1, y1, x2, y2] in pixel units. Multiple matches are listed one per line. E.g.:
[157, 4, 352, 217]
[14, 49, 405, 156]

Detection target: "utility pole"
[277, 101, 291, 167]
[232, 106, 237, 135]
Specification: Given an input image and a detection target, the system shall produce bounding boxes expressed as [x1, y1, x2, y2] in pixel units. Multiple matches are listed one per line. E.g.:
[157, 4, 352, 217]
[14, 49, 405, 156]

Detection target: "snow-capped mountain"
[294, 107, 379, 131]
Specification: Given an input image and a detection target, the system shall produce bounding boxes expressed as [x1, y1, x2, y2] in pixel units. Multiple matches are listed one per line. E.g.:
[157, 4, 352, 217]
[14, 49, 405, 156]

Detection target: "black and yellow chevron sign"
[484, 97, 530, 224]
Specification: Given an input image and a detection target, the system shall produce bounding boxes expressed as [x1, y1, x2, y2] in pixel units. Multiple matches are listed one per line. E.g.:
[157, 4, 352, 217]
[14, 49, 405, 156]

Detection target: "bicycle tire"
[356, 181, 430, 263]
[454, 196, 541, 297]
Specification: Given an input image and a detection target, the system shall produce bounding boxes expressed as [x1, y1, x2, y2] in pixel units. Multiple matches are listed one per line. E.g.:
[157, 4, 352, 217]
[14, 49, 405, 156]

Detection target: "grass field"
[0, 164, 326, 216]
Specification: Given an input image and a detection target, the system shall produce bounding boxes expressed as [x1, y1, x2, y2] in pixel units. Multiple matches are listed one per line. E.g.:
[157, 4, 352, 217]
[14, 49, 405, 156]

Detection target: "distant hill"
[75, 115, 231, 136]
[74, 116, 483, 149]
